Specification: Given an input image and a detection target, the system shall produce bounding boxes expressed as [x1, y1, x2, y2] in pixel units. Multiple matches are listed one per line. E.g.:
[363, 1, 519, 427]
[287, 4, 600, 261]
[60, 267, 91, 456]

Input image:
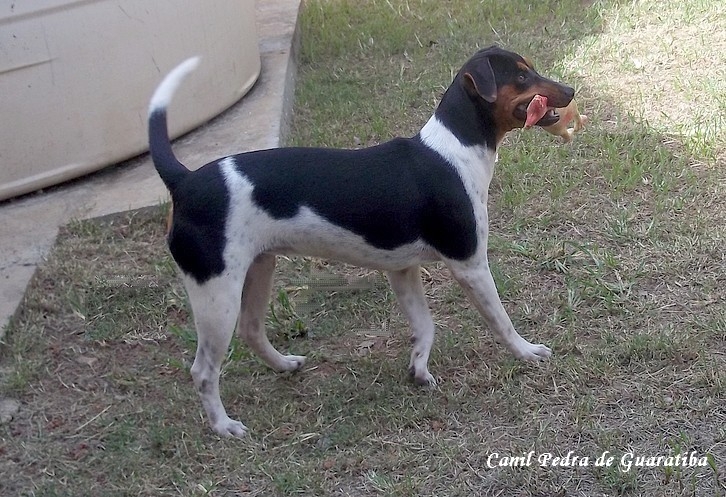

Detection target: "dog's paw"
[409, 366, 437, 387]
[515, 343, 552, 362]
[212, 417, 248, 438]
[278, 354, 306, 372]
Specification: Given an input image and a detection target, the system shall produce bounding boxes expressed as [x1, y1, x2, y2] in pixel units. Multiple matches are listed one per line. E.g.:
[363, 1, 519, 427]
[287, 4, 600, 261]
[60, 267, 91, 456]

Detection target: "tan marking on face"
[492, 83, 526, 144]
[516, 61, 531, 72]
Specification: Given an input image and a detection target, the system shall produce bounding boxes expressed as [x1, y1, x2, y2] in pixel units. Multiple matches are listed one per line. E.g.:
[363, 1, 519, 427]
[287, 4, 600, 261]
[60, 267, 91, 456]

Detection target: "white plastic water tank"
[0, 0, 260, 201]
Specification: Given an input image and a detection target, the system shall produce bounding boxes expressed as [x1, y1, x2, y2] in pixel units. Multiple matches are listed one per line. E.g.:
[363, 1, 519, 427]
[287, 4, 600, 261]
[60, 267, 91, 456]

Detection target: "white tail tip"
[148, 56, 201, 115]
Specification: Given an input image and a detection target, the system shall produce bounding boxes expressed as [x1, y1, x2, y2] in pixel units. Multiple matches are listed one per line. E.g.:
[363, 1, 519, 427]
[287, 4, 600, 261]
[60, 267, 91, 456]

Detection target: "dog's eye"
[517, 72, 528, 83]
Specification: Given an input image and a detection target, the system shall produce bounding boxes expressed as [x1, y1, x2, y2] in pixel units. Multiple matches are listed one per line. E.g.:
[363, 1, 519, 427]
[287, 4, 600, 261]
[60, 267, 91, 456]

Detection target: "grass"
[2, 0, 725, 495]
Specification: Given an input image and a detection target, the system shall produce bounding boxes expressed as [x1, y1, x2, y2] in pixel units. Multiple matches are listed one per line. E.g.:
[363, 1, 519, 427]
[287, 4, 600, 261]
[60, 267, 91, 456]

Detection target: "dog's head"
[459, 45, 575, 143]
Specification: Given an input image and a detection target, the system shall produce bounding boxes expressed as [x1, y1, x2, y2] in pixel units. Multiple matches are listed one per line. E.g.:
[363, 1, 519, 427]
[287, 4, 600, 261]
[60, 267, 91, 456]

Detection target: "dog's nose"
[552, 84, 575, 107]
[563, 85, 575, 101]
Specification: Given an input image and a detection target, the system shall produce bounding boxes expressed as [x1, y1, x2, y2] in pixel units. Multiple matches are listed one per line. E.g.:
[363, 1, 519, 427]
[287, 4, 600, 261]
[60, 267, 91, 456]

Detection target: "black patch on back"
[235, 137, 478, 260]
[167, 163, 229, 284]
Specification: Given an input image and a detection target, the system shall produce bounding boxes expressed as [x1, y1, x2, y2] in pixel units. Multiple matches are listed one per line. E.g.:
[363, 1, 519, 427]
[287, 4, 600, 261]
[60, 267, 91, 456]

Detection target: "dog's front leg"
[446, 258, 552, 361]
[387, 266, 437, 386]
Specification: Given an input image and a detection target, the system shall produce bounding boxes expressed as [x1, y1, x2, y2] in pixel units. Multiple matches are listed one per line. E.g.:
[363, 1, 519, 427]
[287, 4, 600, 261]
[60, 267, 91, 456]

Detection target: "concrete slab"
[0, 0, 302, 336]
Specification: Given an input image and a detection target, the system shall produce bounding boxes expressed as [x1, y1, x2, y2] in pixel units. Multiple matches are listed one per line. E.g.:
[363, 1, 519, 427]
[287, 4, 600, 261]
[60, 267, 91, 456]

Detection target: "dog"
[148, 45, 574, 438]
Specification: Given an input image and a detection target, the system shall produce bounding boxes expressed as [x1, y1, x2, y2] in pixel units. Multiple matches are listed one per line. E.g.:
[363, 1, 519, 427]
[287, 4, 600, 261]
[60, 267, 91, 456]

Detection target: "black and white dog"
[148, 45, 574, 437]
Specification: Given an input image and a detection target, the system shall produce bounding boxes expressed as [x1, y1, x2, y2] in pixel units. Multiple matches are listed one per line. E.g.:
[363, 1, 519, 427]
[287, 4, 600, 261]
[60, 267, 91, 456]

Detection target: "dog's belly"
[253, 205, 441, 270]
[227, 195, 444, 271]
[270, 239, 439, 271]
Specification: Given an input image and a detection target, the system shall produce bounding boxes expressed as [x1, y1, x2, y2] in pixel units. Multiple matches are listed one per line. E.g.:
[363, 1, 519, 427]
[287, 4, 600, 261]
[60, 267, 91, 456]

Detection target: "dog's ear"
[462, 56, 497, 103]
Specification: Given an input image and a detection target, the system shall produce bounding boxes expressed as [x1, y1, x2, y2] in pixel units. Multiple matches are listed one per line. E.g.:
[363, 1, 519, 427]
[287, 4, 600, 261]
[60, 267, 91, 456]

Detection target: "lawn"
[1, 0, 725, 496]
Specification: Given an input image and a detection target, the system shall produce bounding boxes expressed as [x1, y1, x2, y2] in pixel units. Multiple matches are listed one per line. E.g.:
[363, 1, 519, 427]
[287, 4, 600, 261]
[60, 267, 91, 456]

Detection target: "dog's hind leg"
[445, 258, 552, 362]
[185, 273, 248, 438]
[387, 266, 437, 386]
[237, 253, 306, 372]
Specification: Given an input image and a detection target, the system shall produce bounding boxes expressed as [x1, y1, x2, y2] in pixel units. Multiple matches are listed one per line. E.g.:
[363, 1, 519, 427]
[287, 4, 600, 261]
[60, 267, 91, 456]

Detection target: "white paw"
[409, 366, 437, 387]
[212, 417, 248, 438]
[515, 343, 552, 362]
[278, 354, 306, 372]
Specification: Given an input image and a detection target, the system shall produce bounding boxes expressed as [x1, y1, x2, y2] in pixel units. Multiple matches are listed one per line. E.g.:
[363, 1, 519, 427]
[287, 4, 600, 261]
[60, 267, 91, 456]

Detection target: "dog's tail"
[148, 57, 201, 192]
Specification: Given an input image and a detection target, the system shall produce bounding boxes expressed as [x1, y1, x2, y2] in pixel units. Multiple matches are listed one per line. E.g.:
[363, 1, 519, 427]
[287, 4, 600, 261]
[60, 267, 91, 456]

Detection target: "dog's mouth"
[514, 95, 561, 128]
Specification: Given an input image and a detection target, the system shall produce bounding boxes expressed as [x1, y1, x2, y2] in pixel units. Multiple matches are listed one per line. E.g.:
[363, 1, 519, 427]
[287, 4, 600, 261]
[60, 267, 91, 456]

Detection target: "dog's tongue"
[525, 94, 548, 128]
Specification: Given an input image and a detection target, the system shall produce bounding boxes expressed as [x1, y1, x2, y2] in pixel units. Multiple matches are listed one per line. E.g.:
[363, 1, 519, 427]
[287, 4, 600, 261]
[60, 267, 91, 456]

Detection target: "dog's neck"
[418, 115, 497, 193]
[432, 78, 499, 151]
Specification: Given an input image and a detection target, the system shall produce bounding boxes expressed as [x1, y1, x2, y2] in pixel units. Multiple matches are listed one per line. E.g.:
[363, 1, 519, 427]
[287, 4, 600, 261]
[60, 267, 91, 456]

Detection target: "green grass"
[1, 0, 725, 495]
